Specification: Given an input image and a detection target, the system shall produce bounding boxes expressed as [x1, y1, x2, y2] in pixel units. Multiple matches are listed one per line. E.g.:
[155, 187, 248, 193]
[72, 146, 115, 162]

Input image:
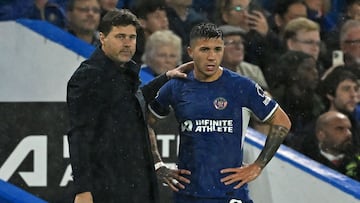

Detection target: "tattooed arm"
[254, 106, 291, 168]
[220, 106, 291, 189]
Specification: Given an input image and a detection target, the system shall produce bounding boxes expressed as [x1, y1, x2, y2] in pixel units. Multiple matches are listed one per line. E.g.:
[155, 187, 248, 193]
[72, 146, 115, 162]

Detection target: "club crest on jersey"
[213, 97, 228, 110]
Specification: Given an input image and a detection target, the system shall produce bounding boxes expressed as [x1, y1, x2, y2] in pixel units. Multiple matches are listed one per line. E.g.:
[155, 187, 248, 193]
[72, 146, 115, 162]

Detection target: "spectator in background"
[214, 0, 281, 71]
[269, 51, 324, 149]
[131, 0, 169, 64]
[139, 30, 182, 86]
[165, 0, 208, 62]
[322, 1, 360, 69]
[268, 0, 307, 38]
[66, 0, 101, 45]
[339, 19, 360, 70]
[219, 24, 269, 90]
[274, 17, 326, 78]
[322, 19, 360, 79]
[304, 0, 338, 33]
[25, 0, 66, 28]
[317, 68, 360, 147]
[192, 0, 216, 21]
[266, 17, 322, 87]
[304, 111, 354, 174]
[284, 17, 321, 63]
[345, 0, 360, 21]
[99, 0, 119, 18]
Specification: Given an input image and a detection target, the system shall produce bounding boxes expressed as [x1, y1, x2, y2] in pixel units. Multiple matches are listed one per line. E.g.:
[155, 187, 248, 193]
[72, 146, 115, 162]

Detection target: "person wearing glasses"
[213, 0, 281, 72]
[66, 0, 101, 46]
[219, 24, 269, 90]
[267, 16, 326, 82]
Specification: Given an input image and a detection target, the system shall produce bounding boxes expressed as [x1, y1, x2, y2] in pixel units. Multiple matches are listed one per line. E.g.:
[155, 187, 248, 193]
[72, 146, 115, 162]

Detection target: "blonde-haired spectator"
[284, 17, 321, 61]
[139, 30, 182, 86]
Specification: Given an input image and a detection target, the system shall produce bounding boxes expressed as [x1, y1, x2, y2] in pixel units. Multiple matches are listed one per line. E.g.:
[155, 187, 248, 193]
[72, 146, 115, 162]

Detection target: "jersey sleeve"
[148, 80, 174, 119]
[246, 81, 278, 122]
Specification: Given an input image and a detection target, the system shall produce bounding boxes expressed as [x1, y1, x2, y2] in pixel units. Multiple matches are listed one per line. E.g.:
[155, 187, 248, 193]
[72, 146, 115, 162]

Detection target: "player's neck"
[194, 67, 223, 82]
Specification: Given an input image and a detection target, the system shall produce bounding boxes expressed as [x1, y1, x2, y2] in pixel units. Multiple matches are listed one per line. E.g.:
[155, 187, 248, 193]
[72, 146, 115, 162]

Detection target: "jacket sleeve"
[140, 73, 169, 103]
[66, 66, 103, 194]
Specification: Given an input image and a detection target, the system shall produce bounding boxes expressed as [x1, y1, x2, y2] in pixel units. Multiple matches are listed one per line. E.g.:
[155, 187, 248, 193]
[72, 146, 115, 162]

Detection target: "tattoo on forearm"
[255, 125, 289, 168]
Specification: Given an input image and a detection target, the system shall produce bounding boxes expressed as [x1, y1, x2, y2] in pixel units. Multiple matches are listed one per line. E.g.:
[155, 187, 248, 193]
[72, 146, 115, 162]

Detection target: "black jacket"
[67, 47, 168, 202]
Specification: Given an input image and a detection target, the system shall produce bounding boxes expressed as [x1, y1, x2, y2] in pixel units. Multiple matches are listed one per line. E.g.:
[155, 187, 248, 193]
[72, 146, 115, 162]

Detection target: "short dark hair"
[66, 0, 100, 11]
[274, 0, 305, 18]
[98, 9, 141, 36]
[318, 67, 358, 108]
[189, 23, 223, 45]
[131, 0, 166, 19]
[319, 67, 358, 97]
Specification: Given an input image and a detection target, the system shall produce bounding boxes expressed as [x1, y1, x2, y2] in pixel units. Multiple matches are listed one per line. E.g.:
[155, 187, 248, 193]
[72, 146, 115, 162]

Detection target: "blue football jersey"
[150, 68, 278, 200]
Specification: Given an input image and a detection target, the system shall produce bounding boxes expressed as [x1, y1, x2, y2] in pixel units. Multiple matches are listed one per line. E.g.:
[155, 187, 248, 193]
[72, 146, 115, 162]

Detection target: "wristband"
[154, 162, 166, 171]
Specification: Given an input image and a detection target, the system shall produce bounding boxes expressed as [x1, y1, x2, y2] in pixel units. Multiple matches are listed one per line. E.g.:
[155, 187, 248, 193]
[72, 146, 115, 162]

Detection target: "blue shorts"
[174, 194, 253, 203]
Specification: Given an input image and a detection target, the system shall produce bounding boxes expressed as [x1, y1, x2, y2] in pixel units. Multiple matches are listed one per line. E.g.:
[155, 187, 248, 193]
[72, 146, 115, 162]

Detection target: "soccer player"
[149, 23, 291, 203]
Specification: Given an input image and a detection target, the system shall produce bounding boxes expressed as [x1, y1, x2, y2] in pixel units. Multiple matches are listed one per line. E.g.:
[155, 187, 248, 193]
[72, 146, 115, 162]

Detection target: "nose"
[208, 51, 216, 60]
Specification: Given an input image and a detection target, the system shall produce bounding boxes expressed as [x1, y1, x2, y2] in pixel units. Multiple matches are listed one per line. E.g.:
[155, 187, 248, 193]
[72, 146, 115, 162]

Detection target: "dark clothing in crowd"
[25, 1, 66, 28]
[67, 47, 169, 202]
[166, 6, 208, 62]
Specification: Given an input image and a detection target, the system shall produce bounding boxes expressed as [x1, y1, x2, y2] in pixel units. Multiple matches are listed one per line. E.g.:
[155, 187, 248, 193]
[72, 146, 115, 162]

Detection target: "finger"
[234, 180, 246, 189]
[178, 169, 191, 175]
[220, 168, 238, 174]
[171, 178, 180, 185]
[221, 175, 239, 184]
[175, 175, 191, 184]
[164, 179, 179, 192]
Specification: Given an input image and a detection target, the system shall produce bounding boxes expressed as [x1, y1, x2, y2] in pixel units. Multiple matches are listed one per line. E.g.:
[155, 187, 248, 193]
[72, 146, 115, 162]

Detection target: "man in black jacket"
[67, 9, 187, 203]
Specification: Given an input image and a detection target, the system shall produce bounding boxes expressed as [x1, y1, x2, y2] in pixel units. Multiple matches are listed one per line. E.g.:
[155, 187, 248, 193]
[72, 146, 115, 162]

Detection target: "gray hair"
[340, 19, 360, 43]
[142, 30, 182, 65]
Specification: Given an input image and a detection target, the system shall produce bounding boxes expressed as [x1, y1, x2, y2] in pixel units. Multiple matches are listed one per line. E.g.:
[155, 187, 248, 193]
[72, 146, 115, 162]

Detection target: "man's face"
[99, 0, 118, 11]
[329, 79, 359, 113]
[142, 9, 169, 34]
[187, 37, 224, 82]
[149, 45, 180, 75]
[222, 0, 250, 31]
[320, 116, 352, 154]
[100, 25, 137, 64]
[296, 57, 318, 90]
[288, 29, 321, 60]
[341, 27, 360, 63]
[347, 3, 360, 20]
[67, 0, 101, 33]
[276, 3, 307, 30]
[222, 35, 244, 69]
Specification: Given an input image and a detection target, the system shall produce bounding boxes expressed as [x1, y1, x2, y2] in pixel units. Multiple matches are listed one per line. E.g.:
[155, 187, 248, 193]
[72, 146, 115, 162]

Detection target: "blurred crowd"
[2, 0, 360, 182]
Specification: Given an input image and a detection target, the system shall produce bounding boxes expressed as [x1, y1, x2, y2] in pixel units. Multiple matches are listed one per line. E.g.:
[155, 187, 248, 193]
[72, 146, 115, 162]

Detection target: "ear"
[138, 19, 146, 29]
[287, 39, 294, 50]
[99, 32, 105, 45]
[187, 46, 193, 59]
[222, 12, 230, 24]
[316, 131, 325, 142]
[326, 93, 334, 102]
[274, 14, 283, 27]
